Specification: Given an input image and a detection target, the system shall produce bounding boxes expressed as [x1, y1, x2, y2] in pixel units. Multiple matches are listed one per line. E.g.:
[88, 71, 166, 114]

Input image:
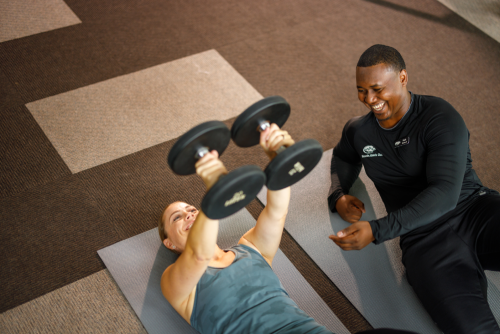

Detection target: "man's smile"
[372, 102, 385, 112]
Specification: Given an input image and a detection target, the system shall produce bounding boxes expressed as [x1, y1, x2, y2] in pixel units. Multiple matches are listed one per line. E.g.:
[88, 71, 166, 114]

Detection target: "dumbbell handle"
[258, 122, 286, 154]
[195, 147, 210, 160]
[194, 146, 228, 183]
[194, 147, 230, 182]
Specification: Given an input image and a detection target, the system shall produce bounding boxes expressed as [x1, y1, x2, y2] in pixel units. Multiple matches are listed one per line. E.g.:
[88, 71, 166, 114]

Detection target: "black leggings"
[401, 192, 500, 334]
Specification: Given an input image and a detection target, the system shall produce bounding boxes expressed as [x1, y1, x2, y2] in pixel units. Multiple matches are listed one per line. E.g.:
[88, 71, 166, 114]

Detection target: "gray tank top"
[190, 244, 333, 334]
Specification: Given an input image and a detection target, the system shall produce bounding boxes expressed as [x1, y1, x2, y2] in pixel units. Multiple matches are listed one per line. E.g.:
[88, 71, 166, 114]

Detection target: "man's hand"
[335, 194, 366, 223]
[329, 221, 375, 251]
[260, 123, 295, 160]
[195, 150, 228, 190]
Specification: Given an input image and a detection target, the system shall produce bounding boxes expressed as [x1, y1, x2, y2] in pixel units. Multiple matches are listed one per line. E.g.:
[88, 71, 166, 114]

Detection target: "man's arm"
[332, 100, 469, 249]
[329, 155, 364, 222]
[239, 124, 292, 266]
[160, 152, 224, 321]
[329, 117, 365, 222]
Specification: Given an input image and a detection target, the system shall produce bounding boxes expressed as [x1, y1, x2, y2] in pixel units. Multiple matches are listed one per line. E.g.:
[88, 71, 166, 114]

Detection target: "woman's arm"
[160, 151, 225, 321]
[239, 124, 293, 265]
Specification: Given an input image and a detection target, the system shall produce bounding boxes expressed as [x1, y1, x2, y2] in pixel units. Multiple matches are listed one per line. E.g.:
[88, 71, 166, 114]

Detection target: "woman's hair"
[158, 207, 168, 242]
[158, 202, 182, 255]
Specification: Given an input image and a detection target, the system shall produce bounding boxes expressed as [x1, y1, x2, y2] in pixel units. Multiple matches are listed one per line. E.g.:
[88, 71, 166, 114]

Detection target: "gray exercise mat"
[98, 208, 349, 334]
[257, 149, 500, 333]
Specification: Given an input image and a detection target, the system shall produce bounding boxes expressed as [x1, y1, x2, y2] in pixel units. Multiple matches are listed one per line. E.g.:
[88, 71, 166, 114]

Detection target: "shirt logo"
[394, 137, 410, 148]
[362, 145, 383, 158]
[363, 145, 376, 154]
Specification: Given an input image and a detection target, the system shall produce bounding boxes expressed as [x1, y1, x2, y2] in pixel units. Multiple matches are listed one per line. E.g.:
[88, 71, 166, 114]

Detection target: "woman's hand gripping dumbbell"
[231, 96, 323, 190]
[168, 121, 266, 219]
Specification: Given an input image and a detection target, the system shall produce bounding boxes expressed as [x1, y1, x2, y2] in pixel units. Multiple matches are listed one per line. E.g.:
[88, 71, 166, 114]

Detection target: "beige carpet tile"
[0, 0, 81, 43]
[0, 270, 147, 334]
[26, 49, 263, 173]
[437, 0, 500, 43]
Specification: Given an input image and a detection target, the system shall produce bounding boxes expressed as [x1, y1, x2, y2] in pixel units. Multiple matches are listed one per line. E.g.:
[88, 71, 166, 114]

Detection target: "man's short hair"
[357, 44, 406, 72]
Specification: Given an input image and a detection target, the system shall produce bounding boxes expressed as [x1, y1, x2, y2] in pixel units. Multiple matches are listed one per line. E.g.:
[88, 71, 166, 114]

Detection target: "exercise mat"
[257, 149, 500, 333]
[98, 208, 349, 334]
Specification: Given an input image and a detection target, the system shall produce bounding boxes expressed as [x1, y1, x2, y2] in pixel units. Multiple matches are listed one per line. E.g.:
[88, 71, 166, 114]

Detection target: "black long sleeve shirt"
[329, 93, 485, 244]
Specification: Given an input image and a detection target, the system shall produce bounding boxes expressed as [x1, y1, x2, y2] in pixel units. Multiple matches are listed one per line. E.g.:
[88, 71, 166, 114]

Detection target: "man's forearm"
[329, 154, 362, 212]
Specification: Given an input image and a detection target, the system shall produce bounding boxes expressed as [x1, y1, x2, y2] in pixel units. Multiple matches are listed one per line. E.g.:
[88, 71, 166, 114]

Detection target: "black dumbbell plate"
[231, 96, 291, 147]
[168, 121, 230, 175]
[265, 139, 323, 190]
[201, 165, 266, 219]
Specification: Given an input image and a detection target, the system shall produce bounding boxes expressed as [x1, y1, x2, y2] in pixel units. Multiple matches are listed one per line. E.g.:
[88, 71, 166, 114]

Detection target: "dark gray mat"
[98, 208, 349, 334]
[257, 149, 500, 332]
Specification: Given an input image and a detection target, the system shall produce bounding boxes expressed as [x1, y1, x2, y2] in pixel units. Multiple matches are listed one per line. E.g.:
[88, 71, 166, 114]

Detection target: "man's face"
[162, 202, 199, 252]
[356, 63, 408, 128]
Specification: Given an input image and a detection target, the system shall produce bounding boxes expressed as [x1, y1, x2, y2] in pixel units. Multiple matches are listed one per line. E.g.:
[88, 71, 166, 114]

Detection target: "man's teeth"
[373, 102, 384, 111]
[187, 223, 193, 230]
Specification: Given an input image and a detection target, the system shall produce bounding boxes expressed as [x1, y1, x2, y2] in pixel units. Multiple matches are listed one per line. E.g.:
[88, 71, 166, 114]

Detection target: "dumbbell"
[231, 96, 323, 191]
[167, 121, 266, 219]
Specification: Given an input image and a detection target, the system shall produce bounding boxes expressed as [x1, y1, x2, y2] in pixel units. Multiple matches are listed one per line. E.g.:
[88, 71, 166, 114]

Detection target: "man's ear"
[400, 69, 408, 87]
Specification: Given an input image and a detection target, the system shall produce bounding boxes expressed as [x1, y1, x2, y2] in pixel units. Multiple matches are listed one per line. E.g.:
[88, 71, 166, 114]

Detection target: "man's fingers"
[329, 221, 374, 251]
[352, 198, 366, 213]
[336, 225, 358, 238]
[328, 234, 359, 250]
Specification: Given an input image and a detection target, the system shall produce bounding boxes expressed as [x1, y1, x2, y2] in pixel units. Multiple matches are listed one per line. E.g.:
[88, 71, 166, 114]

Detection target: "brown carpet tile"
[0, 105, 71, 199]
[0, 68, 22, 111]
[0, 175, 121, 313]
[0, 23, 124, 105]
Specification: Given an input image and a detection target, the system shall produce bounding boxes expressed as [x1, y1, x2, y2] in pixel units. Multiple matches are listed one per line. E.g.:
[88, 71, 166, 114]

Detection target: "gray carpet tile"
[0, 105, 71, 199]
[0, 0, 81, 43]
[0, 270, 147, 334]
[26, 50, 262, 173]
[0, 176, 121, 313]
[437, 0, 500, 43]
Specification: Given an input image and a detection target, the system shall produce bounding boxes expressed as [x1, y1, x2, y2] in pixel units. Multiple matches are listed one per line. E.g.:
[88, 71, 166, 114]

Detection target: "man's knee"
[430, 294, 500, 334]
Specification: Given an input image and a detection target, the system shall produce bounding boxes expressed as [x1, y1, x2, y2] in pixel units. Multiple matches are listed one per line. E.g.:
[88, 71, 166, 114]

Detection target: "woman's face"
[162, 202, 199, 252]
